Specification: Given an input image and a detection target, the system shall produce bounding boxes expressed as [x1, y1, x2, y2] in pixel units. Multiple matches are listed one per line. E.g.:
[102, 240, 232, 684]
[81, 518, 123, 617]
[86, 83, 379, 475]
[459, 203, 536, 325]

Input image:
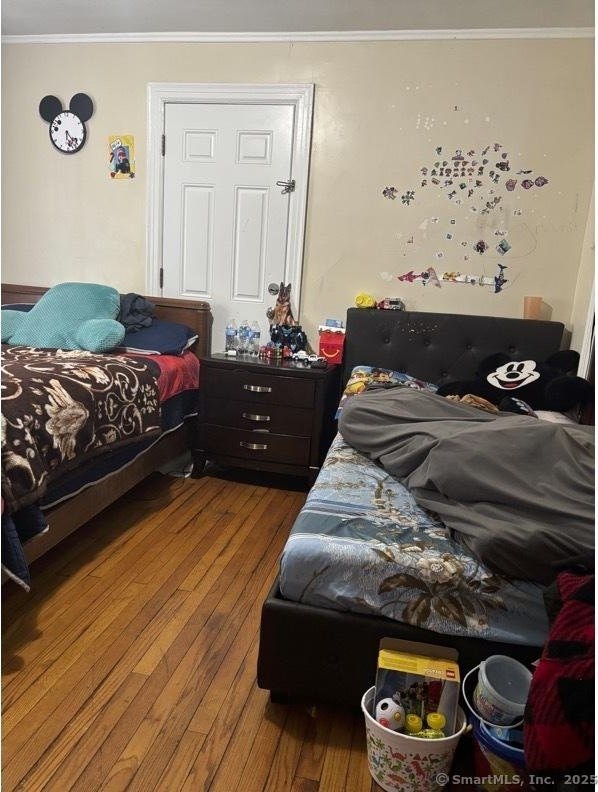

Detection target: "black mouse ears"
[39, 95, 62, 122]
[69, 93, 94, 122]
[39, 93, 93, 123]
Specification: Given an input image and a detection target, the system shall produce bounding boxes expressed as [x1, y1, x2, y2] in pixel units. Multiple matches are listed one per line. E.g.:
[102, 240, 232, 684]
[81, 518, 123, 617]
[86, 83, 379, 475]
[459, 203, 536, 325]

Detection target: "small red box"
[318, 330, 345, 365]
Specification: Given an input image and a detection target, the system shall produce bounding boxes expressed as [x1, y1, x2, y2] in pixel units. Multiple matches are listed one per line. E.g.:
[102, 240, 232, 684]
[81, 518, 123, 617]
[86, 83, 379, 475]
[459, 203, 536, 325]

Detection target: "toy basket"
[361, 686, 467, 792]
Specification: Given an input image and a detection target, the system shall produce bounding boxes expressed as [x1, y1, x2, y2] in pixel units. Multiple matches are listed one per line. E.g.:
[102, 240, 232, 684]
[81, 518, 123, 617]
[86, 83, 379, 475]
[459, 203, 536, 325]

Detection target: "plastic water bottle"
[225, 319, 238, 353]
[249, 321, 261, 355]
[238, 319, 250, 354]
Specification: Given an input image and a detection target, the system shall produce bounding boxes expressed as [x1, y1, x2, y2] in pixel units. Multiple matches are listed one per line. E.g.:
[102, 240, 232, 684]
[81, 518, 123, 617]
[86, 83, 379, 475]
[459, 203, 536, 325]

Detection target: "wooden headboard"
[343, 307, 566, 387]
[1, 283, 212, 360]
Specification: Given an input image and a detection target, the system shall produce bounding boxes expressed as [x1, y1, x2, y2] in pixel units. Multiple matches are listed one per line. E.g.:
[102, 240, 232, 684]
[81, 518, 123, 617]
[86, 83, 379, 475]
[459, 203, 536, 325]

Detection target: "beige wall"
[2, 38, 594, 348]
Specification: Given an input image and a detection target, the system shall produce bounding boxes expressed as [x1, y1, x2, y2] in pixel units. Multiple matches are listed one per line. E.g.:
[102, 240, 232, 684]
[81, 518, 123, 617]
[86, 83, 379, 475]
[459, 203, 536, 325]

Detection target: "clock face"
[49, 111, 86, 154]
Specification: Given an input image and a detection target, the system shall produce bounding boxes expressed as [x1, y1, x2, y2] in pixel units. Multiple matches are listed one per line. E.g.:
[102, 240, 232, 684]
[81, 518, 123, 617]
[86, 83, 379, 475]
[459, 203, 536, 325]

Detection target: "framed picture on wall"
[108, 135, 135, 179]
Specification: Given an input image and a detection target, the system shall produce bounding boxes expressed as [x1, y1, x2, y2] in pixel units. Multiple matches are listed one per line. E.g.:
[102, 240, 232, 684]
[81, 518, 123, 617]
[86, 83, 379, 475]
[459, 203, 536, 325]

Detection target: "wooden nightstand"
[198, 354, 341, 485]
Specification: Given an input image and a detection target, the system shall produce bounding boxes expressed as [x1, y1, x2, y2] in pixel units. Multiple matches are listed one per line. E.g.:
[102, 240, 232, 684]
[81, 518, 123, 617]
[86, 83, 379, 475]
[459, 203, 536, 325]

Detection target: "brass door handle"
[240, 441, 268, 450]
[243, 384, 272, 393]
[242, 412, 271, 422]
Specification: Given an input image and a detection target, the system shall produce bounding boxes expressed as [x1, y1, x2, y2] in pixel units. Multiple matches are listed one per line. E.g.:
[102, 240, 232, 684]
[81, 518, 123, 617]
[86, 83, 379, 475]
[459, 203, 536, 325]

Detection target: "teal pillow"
[75, 319, 125, 353]
[1, 310, 26, 342]
[7, 282, 121, 351]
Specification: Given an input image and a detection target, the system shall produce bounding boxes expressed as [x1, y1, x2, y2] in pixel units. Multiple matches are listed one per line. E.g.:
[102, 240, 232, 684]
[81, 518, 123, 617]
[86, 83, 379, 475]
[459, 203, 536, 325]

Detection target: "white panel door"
[162, 102, 295, 352]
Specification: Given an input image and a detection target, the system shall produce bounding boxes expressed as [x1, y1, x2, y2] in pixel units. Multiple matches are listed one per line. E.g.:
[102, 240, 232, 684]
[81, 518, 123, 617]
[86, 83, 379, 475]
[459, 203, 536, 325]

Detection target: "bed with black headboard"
[257, 307, 574, 706]
[1, 283, 212, 583]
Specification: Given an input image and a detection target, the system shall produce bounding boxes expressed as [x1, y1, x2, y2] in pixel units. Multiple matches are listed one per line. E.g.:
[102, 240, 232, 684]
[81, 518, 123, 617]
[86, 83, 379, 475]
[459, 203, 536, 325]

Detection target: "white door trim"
[147, 82, 314, 318]
[577, 278, 594, 380]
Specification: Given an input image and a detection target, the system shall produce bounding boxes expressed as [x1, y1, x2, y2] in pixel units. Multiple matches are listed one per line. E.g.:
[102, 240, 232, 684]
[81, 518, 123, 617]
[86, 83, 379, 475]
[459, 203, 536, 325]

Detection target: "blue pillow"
[7, 283, 121, 351]
[336, 364, 438, 417]
[118, 319, 198, 355]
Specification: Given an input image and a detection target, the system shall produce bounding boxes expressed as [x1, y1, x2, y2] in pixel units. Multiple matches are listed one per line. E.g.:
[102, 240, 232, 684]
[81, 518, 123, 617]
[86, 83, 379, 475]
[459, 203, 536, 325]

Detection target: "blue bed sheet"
[280, 434, 549, 646]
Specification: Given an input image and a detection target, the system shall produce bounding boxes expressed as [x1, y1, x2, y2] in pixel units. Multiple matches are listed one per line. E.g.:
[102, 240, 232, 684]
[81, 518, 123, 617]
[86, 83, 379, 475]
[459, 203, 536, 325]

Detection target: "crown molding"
[1, 27, 594, 45]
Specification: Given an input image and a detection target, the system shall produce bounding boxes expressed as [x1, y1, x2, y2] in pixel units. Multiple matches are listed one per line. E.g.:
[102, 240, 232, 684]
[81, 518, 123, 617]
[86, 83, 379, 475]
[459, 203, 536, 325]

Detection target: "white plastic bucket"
[465, 656, 532, 727]
[361, 687, 466, 792]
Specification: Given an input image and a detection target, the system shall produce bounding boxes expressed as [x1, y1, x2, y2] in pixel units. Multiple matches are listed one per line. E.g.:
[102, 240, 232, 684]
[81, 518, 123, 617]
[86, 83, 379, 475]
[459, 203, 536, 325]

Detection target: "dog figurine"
[267, 283, 297, 326]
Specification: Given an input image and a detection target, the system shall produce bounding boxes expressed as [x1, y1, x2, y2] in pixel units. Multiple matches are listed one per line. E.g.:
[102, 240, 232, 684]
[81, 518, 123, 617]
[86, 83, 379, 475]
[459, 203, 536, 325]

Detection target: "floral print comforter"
[279, 434, 549, 645]
[1, 345, 161, 513]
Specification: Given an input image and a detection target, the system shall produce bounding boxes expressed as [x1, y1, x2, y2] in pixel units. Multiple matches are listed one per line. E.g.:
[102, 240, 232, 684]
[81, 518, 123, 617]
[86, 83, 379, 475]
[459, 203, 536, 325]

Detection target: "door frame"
[577, 278, 594, 380]
[146, 82, 314, 317]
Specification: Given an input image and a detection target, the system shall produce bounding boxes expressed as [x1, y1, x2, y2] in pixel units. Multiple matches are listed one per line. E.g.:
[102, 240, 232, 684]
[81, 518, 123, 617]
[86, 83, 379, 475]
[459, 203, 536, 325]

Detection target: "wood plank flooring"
[2, 469, 379, 792]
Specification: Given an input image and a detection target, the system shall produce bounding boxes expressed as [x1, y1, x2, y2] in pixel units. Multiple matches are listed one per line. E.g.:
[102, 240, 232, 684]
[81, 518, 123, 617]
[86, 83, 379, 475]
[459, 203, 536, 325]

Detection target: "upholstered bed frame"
[1, 283, 212, 564]
[257, 307, 566, 705]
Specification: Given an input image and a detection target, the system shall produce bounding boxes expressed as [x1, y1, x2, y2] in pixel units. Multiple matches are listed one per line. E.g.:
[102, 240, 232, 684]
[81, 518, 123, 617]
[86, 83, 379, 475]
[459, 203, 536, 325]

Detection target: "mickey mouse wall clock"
[39, 93, 94, 154]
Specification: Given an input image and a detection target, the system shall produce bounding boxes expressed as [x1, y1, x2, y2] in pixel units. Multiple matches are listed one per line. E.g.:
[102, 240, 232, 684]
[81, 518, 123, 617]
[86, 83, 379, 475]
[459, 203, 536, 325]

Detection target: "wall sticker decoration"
[382, 138, 550, 296]
[415, 142, 548, 213]
[396, 263, 508, 292]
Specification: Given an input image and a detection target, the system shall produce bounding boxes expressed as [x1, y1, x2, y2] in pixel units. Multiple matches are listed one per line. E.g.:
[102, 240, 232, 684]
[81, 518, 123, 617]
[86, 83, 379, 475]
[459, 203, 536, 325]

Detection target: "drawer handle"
[240, 441, 268, 451]
[242, 412, 271, 422]
[243, 384, 272, 393]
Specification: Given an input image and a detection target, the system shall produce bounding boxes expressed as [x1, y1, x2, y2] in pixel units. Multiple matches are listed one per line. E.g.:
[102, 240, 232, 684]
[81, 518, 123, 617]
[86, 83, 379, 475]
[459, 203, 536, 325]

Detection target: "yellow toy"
[405, 712, 446, 739]
[405, 714, 423, 734]
[427, 713, 446, 731]
[355, 292, 376, 308]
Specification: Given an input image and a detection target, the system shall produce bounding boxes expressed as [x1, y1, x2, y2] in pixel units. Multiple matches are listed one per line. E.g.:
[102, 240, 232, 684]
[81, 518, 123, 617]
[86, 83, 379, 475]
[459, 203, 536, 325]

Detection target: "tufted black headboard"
[343, 308, 565, 387]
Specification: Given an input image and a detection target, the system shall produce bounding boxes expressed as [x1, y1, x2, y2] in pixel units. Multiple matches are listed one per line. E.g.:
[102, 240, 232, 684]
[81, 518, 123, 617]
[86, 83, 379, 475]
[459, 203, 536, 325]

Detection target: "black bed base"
[257, 309, 565, 708]
[257, 580, 541, 707]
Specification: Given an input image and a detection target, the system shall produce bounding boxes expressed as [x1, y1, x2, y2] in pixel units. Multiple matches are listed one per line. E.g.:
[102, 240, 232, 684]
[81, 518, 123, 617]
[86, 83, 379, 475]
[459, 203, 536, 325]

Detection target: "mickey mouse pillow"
[436, 351, 592, 418]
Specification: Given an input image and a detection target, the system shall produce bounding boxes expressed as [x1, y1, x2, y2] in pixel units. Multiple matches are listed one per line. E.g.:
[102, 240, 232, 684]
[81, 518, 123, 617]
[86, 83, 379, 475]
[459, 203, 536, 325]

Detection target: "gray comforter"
[338, 388, 594, 584]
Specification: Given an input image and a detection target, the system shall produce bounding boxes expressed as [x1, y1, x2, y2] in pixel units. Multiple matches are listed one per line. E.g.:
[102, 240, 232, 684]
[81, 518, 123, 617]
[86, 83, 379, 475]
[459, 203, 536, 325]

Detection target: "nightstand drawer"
[201, 425, 311, 465]
[203, 368, 315, 408]
[204, 398, 313, 435]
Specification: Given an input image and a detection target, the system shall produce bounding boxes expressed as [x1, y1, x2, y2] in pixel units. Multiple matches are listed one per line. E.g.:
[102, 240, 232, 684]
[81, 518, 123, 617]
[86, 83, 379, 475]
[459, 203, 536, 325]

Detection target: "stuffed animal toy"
[436, 350, 592, 417]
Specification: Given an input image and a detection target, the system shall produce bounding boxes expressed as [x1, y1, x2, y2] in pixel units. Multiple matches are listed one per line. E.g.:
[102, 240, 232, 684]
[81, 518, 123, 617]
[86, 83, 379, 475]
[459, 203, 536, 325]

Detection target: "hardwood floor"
[2, 470, 380, 792]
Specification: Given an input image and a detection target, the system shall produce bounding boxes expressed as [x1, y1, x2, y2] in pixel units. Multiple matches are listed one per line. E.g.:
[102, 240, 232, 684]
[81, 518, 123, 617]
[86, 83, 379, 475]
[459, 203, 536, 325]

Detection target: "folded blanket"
[338, 388, 594, 584]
